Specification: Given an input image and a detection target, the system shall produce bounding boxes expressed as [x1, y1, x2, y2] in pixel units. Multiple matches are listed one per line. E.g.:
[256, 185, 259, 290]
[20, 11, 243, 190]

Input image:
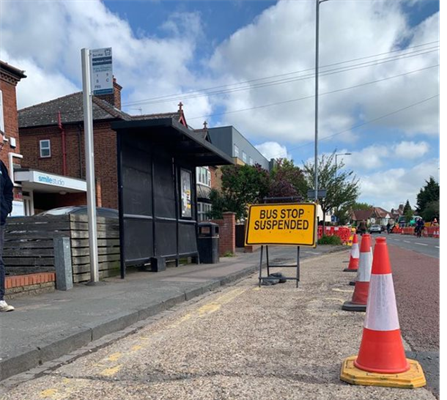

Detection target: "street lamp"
[335, 152, 351, 168]
[314, 0, 329, 202]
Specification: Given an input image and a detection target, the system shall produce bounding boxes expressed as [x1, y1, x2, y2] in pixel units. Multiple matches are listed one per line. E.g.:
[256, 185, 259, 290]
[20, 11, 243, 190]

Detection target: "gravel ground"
[0, 251, 436, 400]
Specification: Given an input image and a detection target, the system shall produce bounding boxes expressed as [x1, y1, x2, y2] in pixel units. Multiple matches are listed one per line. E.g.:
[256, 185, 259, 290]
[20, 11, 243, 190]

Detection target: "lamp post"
[314, 0, 329, 202]
[335, 152, 351, 169]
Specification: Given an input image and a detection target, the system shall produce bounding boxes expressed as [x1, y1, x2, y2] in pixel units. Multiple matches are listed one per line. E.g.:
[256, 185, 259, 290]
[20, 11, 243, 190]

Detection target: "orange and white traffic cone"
[349, 243, 372, 286]
[344, 234, 359, 272]
[342, 234, 372, 311]
[340, 237, 426, 388]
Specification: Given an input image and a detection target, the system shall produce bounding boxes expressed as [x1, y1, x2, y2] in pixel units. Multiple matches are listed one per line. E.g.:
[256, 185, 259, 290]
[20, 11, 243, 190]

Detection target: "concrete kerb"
[0, 246, 348, 384]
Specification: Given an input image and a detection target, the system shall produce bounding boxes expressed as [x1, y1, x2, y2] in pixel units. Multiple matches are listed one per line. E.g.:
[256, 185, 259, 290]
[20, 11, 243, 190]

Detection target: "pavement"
[0, 245, 345, 384]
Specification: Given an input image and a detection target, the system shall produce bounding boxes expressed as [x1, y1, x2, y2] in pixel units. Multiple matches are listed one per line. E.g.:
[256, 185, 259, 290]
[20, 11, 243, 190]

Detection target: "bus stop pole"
[81, 48, 99, 283]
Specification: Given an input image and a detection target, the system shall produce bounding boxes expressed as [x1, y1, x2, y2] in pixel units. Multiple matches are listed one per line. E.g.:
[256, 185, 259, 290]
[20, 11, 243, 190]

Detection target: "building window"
[196, 167, 211, 187]
[198, 202, 212, 222]
[249, 157, 253, 165]
[242, 151, 247, 163]
[40, 140, 51, 158]
[234, 144, 239, 158]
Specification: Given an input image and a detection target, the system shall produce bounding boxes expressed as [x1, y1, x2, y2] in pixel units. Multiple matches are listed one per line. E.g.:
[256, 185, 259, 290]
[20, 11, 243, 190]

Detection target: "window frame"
[39, 139, 51, 158]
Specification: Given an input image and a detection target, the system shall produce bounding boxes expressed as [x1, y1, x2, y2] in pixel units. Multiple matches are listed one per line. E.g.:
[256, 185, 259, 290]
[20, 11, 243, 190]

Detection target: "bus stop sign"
[245, 203, 317, 246]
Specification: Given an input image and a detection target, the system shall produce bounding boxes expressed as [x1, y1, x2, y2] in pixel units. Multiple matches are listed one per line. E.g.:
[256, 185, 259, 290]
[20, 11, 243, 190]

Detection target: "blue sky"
[0, 0, 440, 212]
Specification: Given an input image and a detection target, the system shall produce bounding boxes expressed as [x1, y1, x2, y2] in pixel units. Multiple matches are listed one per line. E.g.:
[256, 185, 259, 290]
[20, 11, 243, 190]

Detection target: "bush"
[318, 235, 342, 245]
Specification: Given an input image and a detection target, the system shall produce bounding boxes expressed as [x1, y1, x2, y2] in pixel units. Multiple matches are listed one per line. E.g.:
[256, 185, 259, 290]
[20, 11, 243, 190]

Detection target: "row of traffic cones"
[339, 234, 426, 388]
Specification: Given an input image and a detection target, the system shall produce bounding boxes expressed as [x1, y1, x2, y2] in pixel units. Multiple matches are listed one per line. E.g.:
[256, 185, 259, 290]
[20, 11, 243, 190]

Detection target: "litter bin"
[198, 222, 219, 264]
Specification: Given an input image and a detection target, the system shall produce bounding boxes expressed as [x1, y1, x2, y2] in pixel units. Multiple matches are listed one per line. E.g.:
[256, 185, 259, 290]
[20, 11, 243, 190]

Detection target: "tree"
[208, 164, 270, 220]
[421, 200, 439, 222]
[416, 177, 439, 217]
[351, 202, 374, 210]
[302, 152, 360, 227]
[268, 159, 307, 200]
[403, 200, 413, 223]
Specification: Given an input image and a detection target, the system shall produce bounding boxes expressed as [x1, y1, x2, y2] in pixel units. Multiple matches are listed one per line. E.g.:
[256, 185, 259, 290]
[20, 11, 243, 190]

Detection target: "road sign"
[245, 203, 317, 246]
[307, 189, 327, 199]
[90, 47, 113, 95]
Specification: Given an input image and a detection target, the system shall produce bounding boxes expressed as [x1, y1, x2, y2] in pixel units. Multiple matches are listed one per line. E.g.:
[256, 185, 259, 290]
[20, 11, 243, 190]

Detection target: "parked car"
[369, 224, 382, 234]
[37, 206, 119, 219]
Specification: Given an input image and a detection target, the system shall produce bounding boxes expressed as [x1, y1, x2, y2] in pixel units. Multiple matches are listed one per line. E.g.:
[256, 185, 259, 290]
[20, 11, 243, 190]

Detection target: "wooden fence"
[4, 215, 120, 284]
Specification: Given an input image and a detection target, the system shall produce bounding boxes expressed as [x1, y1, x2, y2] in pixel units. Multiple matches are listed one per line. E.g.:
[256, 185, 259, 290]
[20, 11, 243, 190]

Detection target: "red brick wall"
[20, 121, 119, 209]
[0, 70, 21, 164]
[211, 212, 235, 256]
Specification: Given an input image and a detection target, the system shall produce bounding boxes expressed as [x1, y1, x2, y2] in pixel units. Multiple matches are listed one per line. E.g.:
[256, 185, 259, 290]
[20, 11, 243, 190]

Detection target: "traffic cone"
[349, 245, 372, 286]
[340, 237, 426, 388]
[344, 234, 359, 271]
[342, 234, 372, 311]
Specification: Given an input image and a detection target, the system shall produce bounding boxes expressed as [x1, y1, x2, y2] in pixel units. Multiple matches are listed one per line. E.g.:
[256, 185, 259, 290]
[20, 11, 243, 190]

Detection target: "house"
[17, 79, 189, 215]
[0, 60, 26, 215]
[350, 207, 391, 227]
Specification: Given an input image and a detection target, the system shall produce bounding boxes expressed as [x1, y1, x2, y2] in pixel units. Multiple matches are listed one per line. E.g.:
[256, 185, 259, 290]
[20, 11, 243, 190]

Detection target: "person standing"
[0, 132, 14, 312]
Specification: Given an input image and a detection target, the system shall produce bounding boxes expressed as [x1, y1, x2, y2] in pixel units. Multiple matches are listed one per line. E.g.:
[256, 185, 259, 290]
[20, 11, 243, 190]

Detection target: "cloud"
[358, 158, 439, 210]
[393, 141, 430, 159]
[0, 0, 211, 122]
[207, 1, 439, 143]
[255, 142, 291, 161]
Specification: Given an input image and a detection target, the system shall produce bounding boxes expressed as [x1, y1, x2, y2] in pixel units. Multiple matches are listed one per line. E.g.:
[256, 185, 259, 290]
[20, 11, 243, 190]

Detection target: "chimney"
[95, 77, 122, 109]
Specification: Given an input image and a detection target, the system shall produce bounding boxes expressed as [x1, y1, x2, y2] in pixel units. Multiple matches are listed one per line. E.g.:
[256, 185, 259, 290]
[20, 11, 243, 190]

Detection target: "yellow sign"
[245, 203, 317, 246]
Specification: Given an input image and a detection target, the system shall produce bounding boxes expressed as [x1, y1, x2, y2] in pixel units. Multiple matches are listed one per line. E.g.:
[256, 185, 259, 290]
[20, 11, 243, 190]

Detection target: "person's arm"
[1, 162, 13, 214]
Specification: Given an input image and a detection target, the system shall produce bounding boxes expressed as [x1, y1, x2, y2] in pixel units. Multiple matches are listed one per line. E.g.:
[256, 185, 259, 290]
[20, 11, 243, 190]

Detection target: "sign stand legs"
[258, 245, 301, 288]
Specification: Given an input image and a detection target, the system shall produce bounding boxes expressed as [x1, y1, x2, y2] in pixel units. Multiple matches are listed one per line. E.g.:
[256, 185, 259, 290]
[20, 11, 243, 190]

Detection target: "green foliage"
[417, 177, 441, 213]
[223, 251, 235, 257]
[403, 200, 413, 223]
[209, 164, 270, 220]
[318, 235, 342, 245]
[421, 200, 439, 222]
[351, 202, 373, 210]
[209, 160, 308, 220]
[302, 151, 360, 225]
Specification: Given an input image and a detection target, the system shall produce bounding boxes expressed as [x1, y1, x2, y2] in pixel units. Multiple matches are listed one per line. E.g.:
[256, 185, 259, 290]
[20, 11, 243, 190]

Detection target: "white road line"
[415, 243, 428, 246]
[403, 240, 411, 243]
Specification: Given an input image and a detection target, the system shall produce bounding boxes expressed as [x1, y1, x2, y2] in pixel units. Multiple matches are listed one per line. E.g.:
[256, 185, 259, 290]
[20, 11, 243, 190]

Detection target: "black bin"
[198, 222, 219, 264]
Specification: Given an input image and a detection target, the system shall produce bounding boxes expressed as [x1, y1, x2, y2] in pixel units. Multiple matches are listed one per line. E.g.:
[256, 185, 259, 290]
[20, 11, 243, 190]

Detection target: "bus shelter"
[112, 118, 233, 277]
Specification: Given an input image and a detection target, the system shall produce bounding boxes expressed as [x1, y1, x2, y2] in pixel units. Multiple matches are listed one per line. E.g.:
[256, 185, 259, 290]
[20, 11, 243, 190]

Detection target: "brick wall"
[20, 121, 119, 209]
[0, 68, 22, 165]
[5, 272, 56, 299]
[211, 212, 235, 256]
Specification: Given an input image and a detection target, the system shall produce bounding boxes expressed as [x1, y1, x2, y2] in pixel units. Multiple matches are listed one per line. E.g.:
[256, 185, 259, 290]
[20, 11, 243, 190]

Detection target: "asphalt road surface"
[386, 240, 440, 398]
[374, 233, 439, 259]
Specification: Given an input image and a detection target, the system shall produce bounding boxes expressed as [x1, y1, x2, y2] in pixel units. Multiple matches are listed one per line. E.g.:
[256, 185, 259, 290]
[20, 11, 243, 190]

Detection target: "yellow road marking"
[131, 345, 143, 352]
[100, 365, 122, 376]
[198, 303, 221, 315]
[106, 352, 122, 362]
[39, 389, 58, 398]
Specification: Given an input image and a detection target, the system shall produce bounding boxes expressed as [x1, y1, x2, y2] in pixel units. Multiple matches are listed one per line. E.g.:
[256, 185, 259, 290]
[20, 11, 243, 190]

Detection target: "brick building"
[18, 80, 187, 214]
[0, 60, 26, 214]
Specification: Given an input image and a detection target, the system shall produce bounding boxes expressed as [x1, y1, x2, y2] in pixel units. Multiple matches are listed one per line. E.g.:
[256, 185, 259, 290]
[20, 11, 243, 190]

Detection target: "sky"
[0, 0, 440, 212]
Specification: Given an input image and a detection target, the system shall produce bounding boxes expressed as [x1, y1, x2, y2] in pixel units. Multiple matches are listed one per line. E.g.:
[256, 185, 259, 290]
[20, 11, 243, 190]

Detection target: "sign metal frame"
[245, 203, 317, 247]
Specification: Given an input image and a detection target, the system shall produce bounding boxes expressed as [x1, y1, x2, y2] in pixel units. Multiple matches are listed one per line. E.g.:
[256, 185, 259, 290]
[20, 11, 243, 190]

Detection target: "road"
[375, 235, 439, 397]
[374, 233, 439, 258]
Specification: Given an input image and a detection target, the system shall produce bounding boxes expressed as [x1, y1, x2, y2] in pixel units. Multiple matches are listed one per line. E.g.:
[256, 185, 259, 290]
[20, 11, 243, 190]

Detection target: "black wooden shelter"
[112, 118, 233, 277]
